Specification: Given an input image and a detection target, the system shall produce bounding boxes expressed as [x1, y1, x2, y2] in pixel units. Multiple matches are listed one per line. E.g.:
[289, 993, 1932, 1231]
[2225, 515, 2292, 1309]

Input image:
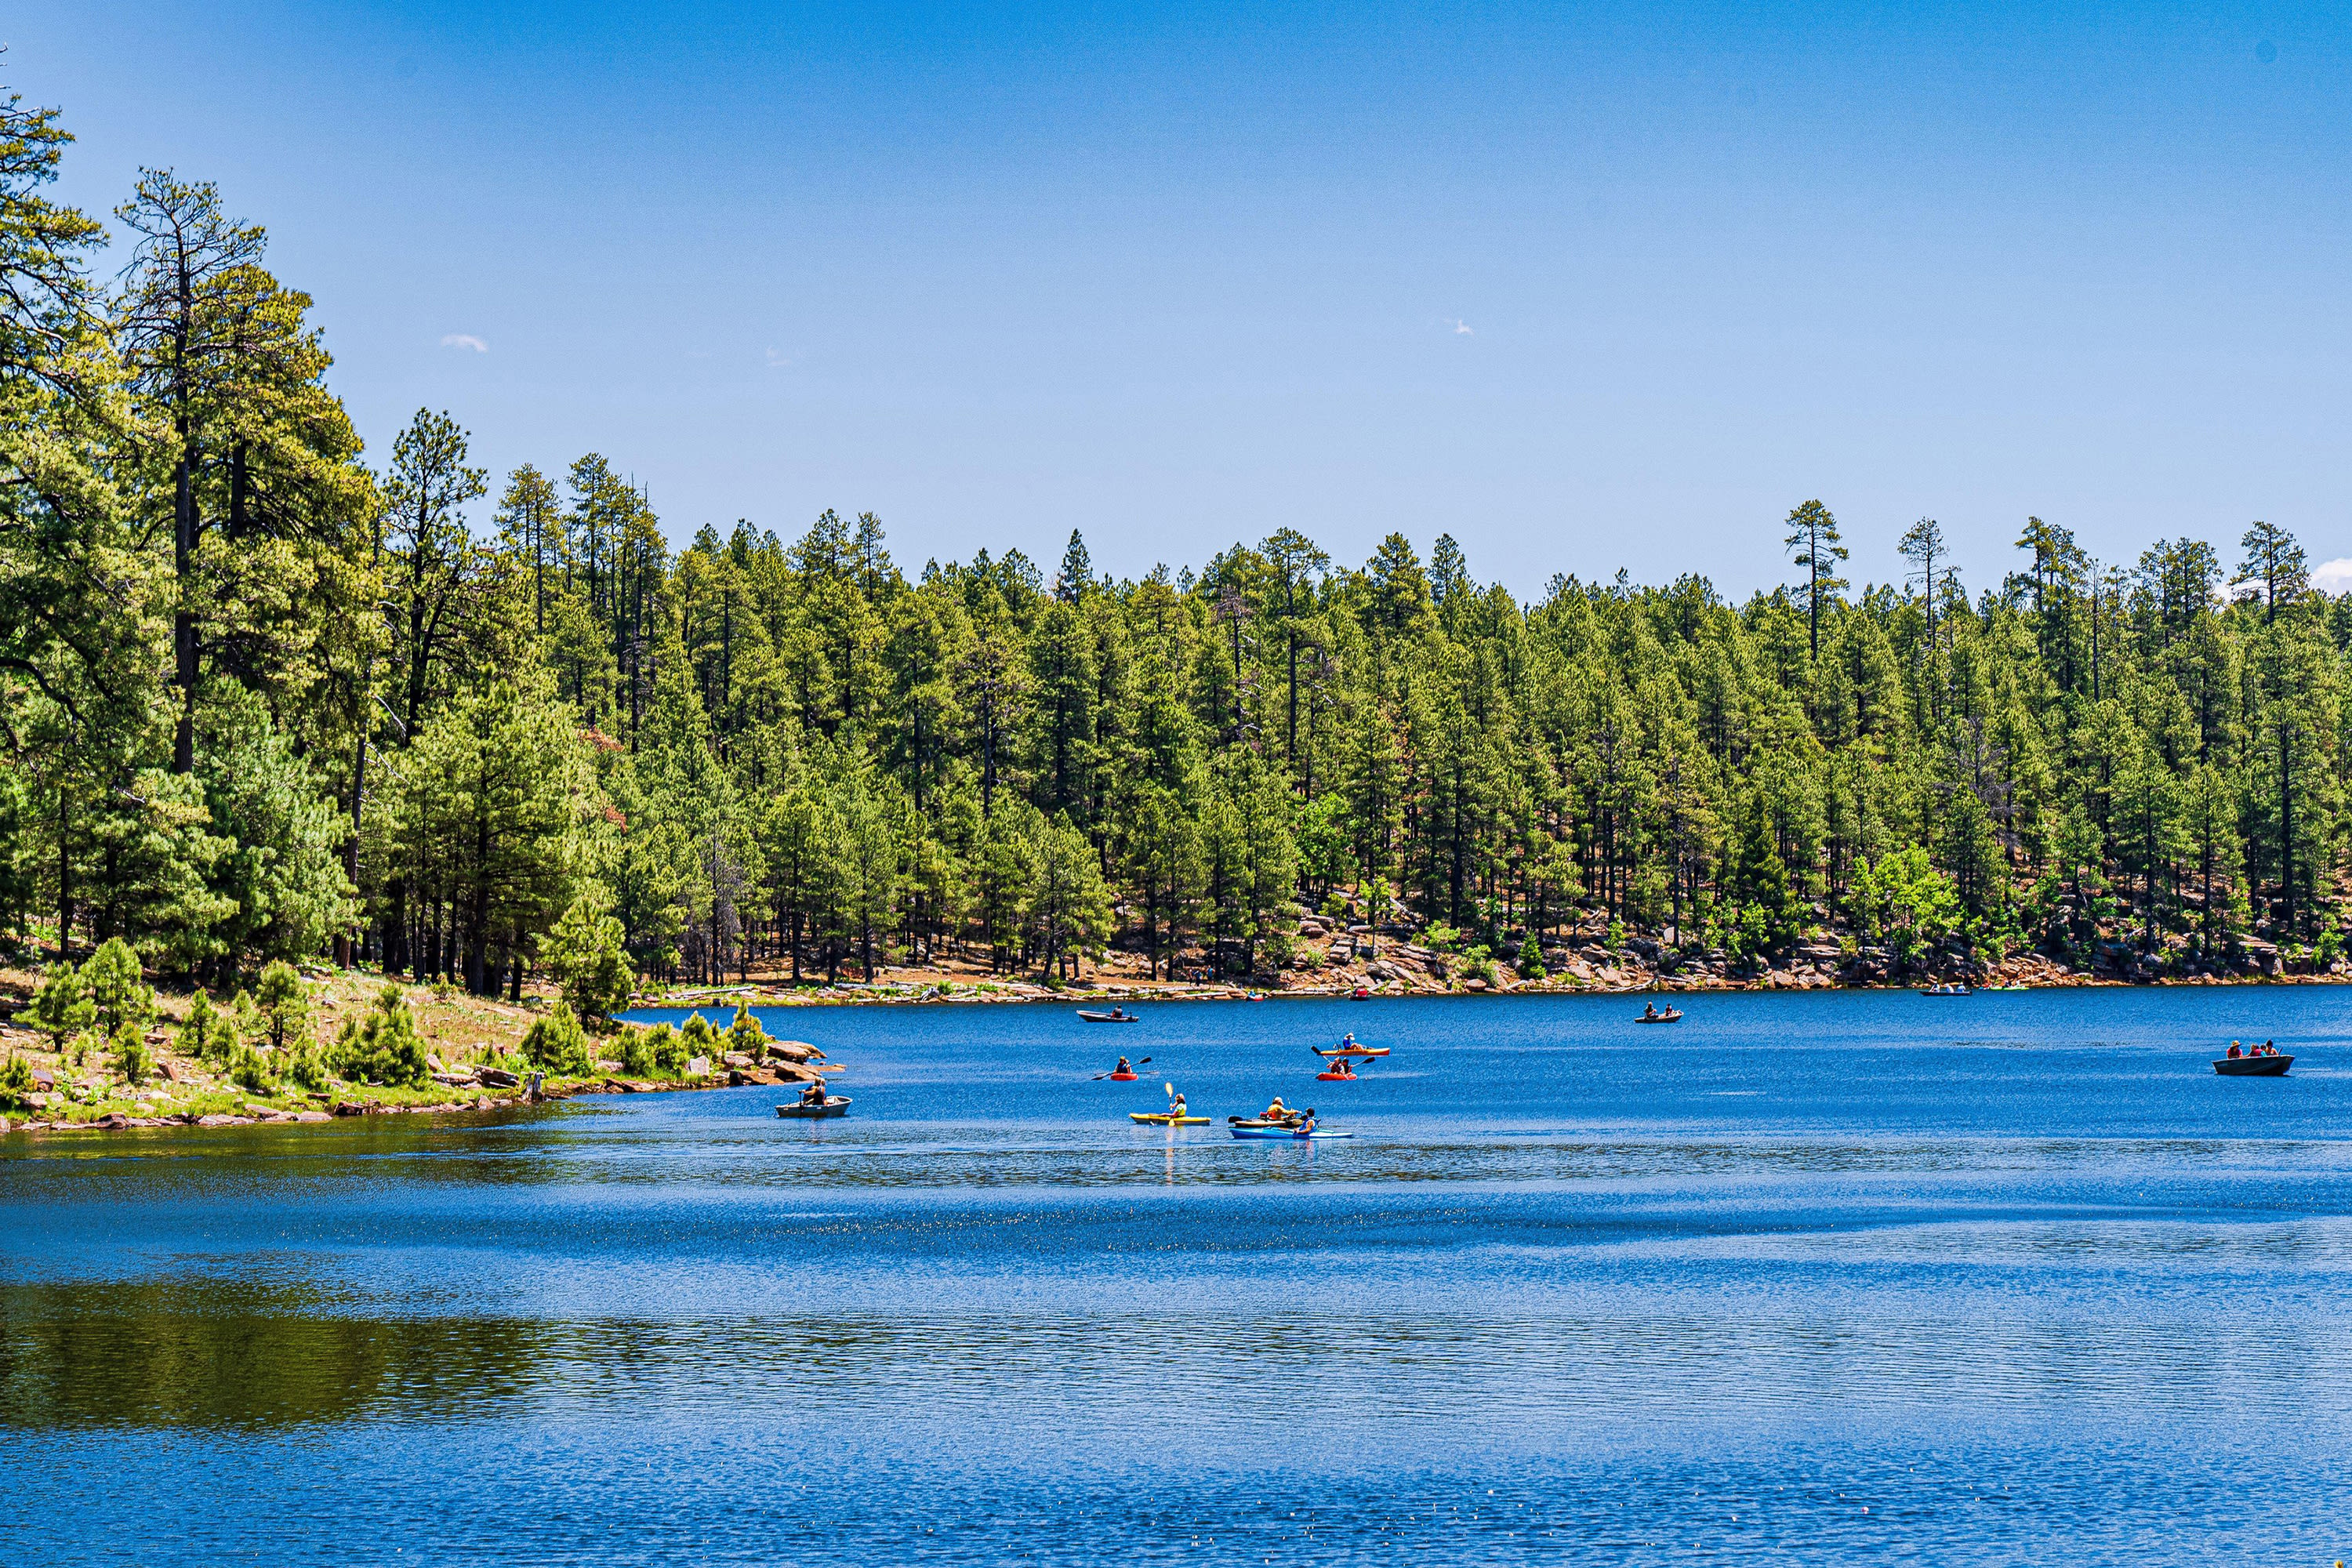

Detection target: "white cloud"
[764, 346, 794, 368]
[439, 333, 488, 353]
[1450, 318, 1473, 336]
[2312, 558, 2352, 594]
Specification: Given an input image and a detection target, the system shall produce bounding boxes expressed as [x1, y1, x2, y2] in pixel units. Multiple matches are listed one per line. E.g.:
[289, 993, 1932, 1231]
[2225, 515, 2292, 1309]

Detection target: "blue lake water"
[5, 988, 2352, 1564]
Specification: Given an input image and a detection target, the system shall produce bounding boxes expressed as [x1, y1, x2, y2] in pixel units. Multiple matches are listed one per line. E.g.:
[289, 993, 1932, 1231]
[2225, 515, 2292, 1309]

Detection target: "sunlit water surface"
[6, 989, 2352, 1563]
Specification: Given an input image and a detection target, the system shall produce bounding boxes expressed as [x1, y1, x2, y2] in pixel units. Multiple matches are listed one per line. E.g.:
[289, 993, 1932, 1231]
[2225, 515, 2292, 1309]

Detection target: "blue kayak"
[1229, 1126, 1354, 1140]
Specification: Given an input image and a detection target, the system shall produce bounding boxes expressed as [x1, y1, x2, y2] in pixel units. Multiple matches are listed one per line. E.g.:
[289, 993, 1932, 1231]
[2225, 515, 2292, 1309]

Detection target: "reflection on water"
[0, 1278, 552, 1428]
[5, 991, 2352, 1563]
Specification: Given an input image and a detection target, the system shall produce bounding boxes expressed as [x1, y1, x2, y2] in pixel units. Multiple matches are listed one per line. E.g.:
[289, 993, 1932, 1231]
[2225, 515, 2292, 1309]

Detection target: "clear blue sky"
[15, 2, 2351, 596]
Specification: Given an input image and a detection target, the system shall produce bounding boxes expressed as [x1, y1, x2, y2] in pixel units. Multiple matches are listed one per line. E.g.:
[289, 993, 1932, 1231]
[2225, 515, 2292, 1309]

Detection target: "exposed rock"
[767, 1040, 818, 1063]
[331, 1101, 368, 1117]
[477, 1067, 521, 1088]
[293, 1110, 332, 1123]
[723, 1052, 754, 1069]
[686, 1056, 710, 1077]
[430, 1070, 480, 1087]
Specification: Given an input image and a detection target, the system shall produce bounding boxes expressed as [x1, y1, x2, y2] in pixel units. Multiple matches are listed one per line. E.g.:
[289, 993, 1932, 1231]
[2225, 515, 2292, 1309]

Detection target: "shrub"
[82, 938, 154, 1037]
[285, 1042, 327, 1093]
[727, 1004, 769, 1057]
[1516, 933, 1546, 979]
[542, 895, 636, 1024]
[111, 1021, 153, 1085]
[520, 1002, 594, 1076]
[179, 990, 238, 1069]
[0, 1054, 32, 1109]
[330, 984, 433, 1088]
[650, 1023, 689, 1076]
[255, 961, 313, 1054]
[1424, 922, 1461, 953]
[1462, 943, 1499, 985]
[24, 963, 94, 1051]
[621, 1025, 660, 1078]
[680, 1012, 719, 1058]
[230, 1044, 278, 1094]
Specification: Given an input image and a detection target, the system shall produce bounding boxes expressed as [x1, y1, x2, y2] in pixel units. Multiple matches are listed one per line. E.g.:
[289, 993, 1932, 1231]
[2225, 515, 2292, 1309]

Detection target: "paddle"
[1091, 1056, 1152, 1080]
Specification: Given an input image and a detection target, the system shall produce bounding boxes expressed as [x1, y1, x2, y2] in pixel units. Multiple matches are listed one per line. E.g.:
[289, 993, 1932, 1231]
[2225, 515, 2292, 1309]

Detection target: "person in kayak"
[1259, 1095, 1296, 1124]
[1340, 1032, 1358, 1047]
[1114, 1056, 1132, 1074]
[1167, 1088, 1189, 1117]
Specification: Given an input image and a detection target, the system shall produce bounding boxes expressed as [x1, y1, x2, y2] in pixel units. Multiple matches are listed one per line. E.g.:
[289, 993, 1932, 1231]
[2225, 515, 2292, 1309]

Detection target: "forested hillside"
[5, 76, 2349, 996]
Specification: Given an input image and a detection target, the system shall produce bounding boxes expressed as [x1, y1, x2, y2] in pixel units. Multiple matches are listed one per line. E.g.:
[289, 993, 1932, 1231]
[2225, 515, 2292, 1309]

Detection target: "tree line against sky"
[4, 73, 2348, 993]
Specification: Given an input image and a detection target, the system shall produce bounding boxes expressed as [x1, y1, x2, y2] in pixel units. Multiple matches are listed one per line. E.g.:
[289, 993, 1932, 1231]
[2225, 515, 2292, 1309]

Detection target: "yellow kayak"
[1129, 1112, 1211, 1125]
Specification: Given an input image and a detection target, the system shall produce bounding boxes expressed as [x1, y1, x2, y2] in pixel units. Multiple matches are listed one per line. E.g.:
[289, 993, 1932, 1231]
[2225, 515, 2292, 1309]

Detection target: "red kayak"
[1316, 1068, 1359, 1082]
[1108, 1071, 1138, 1081]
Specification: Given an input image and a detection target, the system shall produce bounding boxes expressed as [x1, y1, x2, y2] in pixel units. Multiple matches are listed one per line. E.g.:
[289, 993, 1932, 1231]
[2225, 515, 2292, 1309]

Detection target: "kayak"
[1130, 1112, 1212, 1125]
[1316, 1069, 1358, 1081]
[1231, 1125, 1353, 1140]
[2214, 1054, 2293, 1076]
[1107, 1071, 1139, 1081]
[1077, 1010, 1140, 1023]
[775, 1096, 851, 1119]
[1312, 1045, 1389, 1058]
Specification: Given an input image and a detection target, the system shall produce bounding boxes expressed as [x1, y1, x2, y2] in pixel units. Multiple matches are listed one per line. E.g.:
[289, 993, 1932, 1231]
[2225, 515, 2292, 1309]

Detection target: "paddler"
[1114, 1055, 1132, 1075]
[1260, 1094, 1294, 1124]
[1167, 1089, 1189, 1118]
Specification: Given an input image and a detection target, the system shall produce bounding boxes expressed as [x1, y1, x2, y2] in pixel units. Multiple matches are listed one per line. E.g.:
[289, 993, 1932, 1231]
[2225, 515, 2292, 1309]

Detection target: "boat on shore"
[1920, 983, 1972, 997]
[775, 1096, 852, 1119]
[2214, 1054, 2293, 1076]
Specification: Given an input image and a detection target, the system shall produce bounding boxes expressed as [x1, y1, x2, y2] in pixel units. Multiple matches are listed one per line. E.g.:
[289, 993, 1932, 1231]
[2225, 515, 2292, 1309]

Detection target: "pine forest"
[6, 79, 2351, 1003]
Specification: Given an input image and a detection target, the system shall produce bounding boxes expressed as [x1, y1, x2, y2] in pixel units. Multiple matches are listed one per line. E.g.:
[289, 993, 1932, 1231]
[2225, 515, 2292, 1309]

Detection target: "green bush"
[680, 1012, 719, 1059]
[1516, 933, 1546, 979]
[230, 1044, 278, 1094]
[727, 1004, 769, 1058]
[255, 961, 313, 1054]
[286, 1043, 327, 1093]
[330, 984, 433, 1088]
[24, 963, 94, 1051]
[1424, 922, 1461, 953]
[0, 1054, 32, 1109]
[520, 1002, 594, 1076]
[621, 1025, 660, 1078]
[651, 1023, 689, 1076]
[111, 1021, 153, 1085]
[179, 990, 238, 1069]
[542, 895, 636, 1024]
[82, 938, 154, 1037]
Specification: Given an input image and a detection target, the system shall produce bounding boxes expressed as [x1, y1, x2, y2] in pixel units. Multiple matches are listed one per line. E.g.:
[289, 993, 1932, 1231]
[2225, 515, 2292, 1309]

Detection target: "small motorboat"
[1077, 1008, 1140, 1023]
[775, 1096, 851, 1119]
[1919, 983, 1973, 997]
[1231, 1124, 1353, 1140]
[2214, 1054, 2293, 1076]
[1129, 1112, 1212, 1125]
[1312, 1044, 1390, 1058]
[1634, 1007, 1682, 1024]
